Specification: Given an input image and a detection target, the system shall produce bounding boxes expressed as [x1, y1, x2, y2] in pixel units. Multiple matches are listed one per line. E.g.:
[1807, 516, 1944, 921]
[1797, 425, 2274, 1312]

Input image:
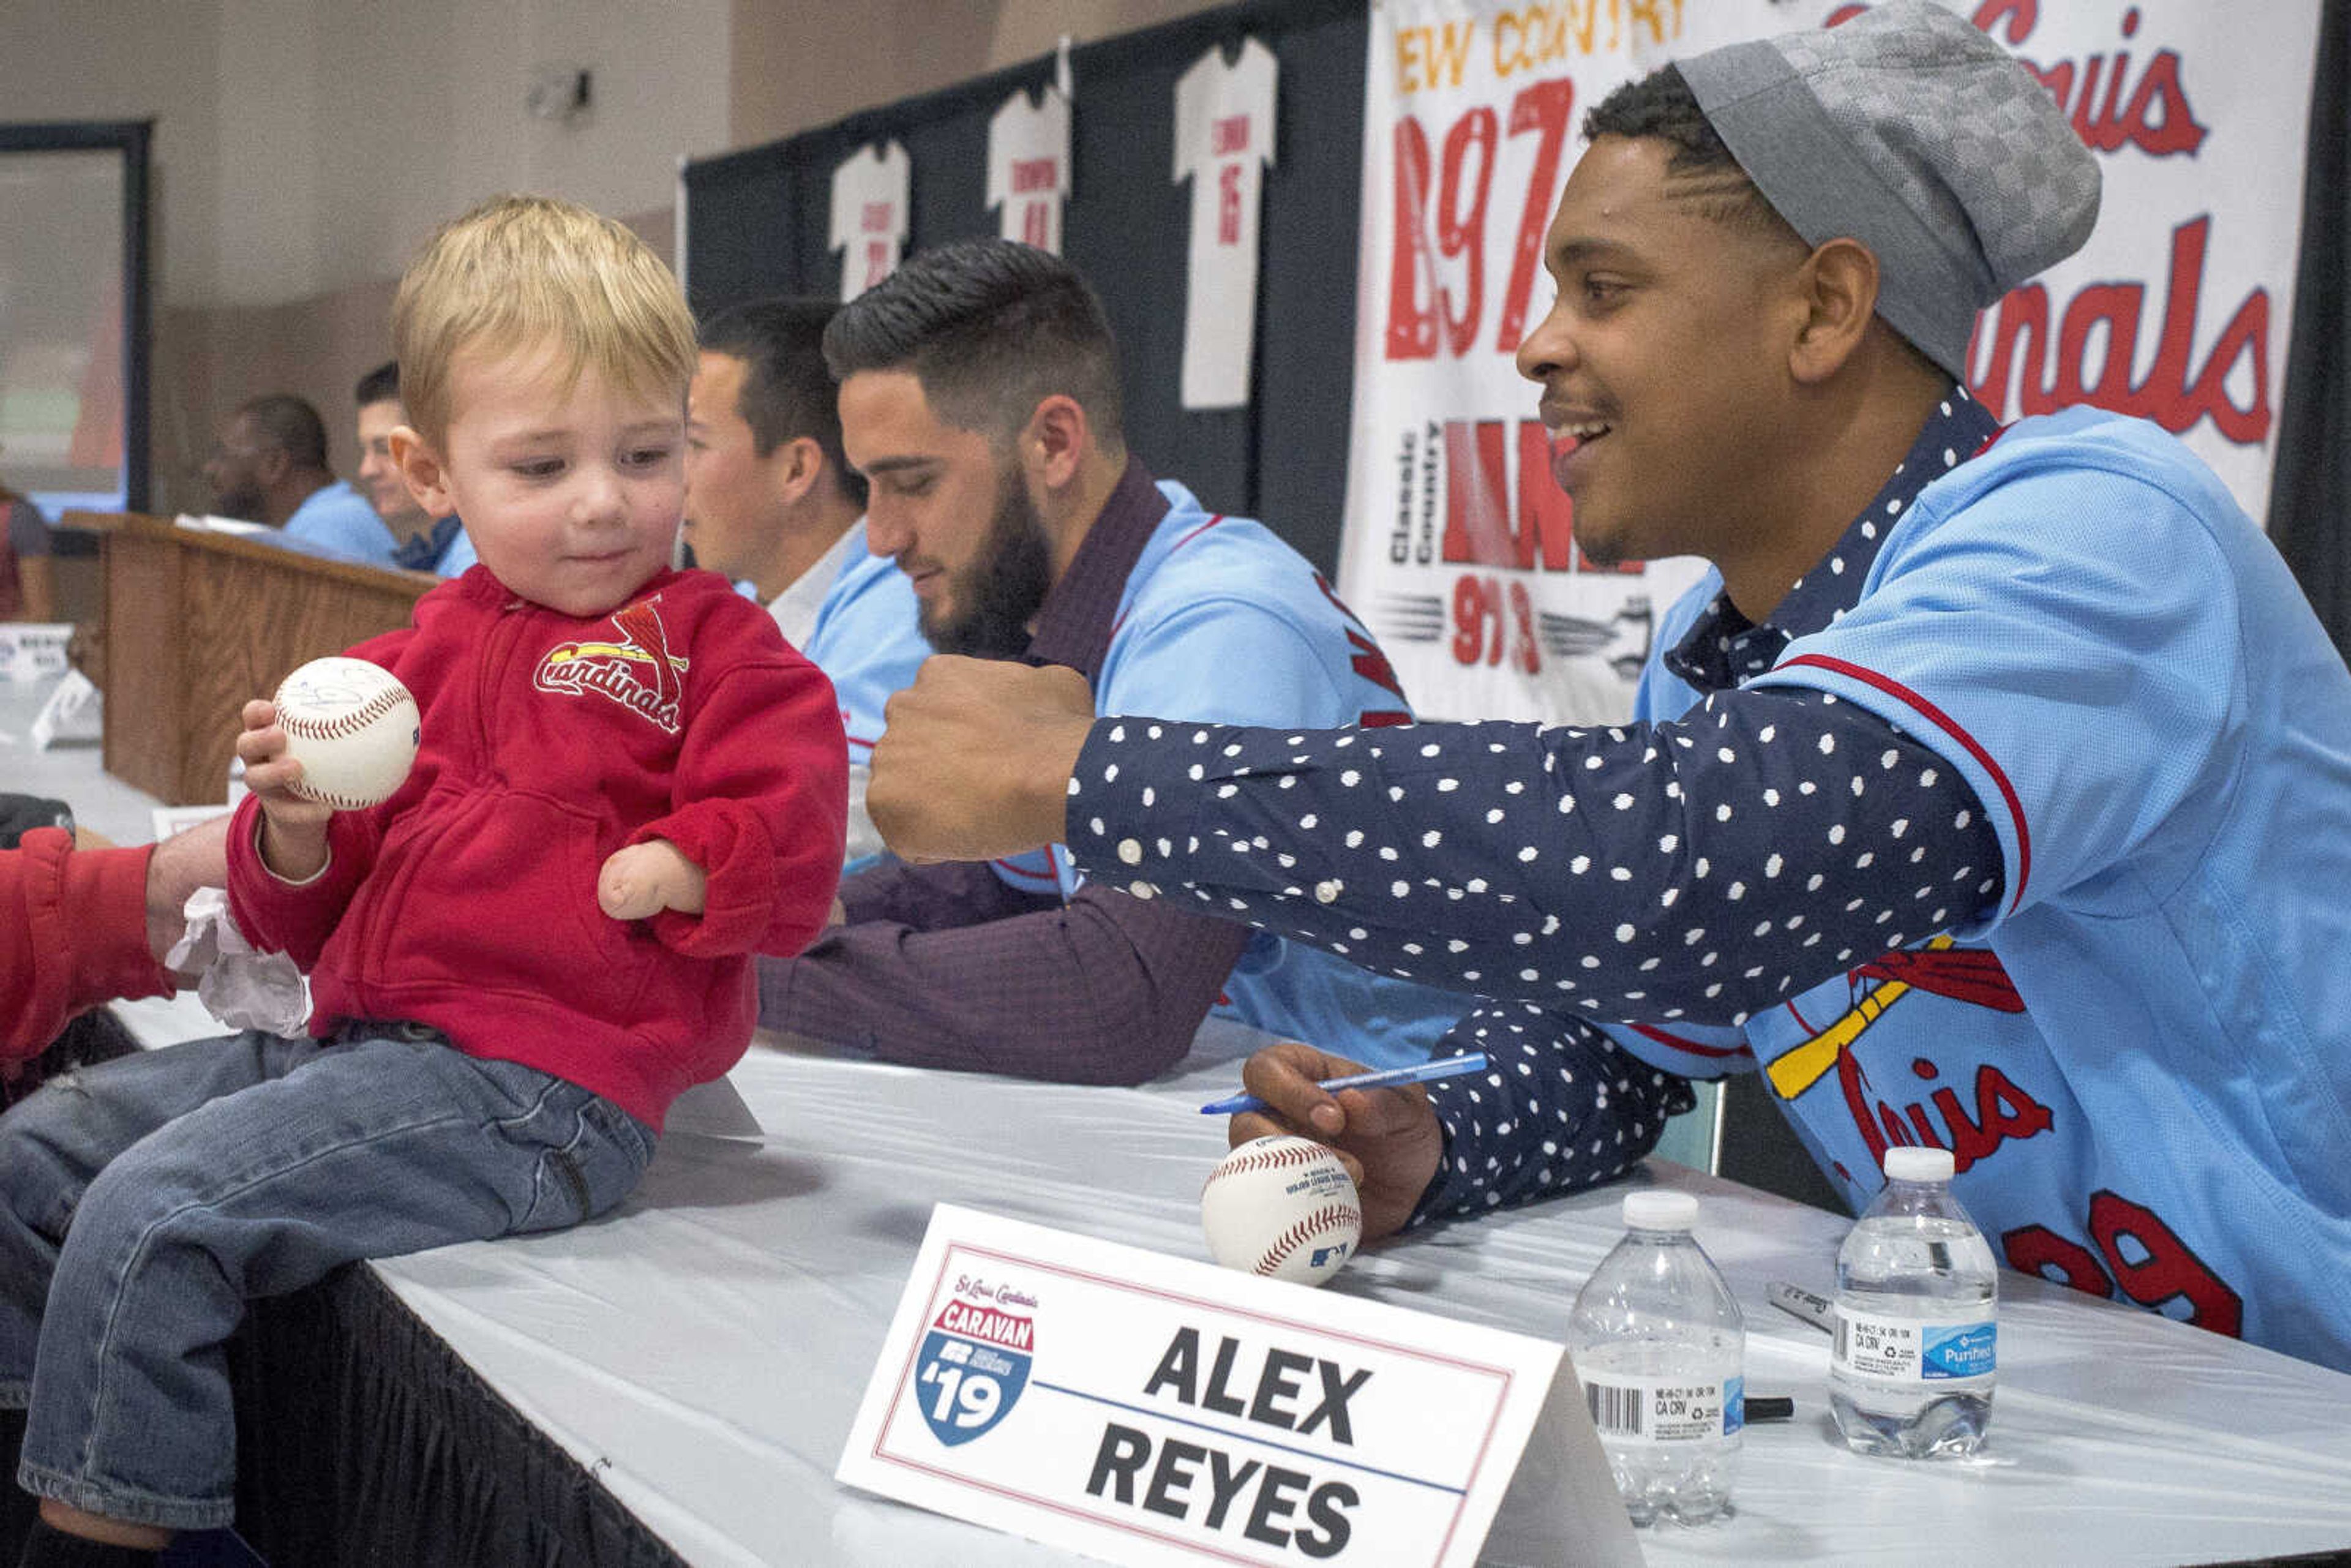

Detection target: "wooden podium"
[67, 511, 437, 807]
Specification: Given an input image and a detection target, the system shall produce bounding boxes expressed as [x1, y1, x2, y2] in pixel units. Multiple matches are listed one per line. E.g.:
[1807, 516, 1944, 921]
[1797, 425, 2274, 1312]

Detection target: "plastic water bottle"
[1830, 1146, 1998, 1458]
[1567, 1190, 1744, 1526]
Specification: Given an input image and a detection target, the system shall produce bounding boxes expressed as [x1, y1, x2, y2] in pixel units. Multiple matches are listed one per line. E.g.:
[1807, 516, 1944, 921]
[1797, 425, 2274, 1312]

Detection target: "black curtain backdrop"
[2272, 0, 2350, 657]
[688, 0, 2348, 635]
[684, 0, 1365, 575]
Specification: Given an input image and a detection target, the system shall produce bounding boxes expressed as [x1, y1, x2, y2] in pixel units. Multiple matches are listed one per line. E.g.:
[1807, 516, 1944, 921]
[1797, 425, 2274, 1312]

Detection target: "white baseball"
[272, 656, 420, 810]
[1201, 1135, 1363, 1288]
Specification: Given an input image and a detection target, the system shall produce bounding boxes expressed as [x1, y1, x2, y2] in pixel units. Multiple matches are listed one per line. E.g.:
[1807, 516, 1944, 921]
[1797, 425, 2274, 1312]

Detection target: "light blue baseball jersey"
[1611, 408, 2351, 1367]
[283, 479, 398, 566]
[436, 523, 478, 577]
[1040, 480, 1474, 1068]
[800, 520, 932, 870]
[391, 515, 477, 578]
[800, 521, 931, 760]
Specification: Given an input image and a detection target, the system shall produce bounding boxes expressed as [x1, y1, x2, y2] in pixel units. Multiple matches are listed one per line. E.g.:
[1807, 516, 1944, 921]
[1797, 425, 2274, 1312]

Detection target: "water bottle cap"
[1883, 1146, 1957, 1182]
[1622, 1190, 1699, 1231]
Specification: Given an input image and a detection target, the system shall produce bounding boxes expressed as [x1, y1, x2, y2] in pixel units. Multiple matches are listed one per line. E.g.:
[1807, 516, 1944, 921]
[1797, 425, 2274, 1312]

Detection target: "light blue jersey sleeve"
[283, 481, 398, 567]
[1098, 596, 1355, 732]
[803, 547, 931, 869]
[436, 525, 478, 577]
[1084, 509, 1469, 1070]
[1749, 413, 2240, 937]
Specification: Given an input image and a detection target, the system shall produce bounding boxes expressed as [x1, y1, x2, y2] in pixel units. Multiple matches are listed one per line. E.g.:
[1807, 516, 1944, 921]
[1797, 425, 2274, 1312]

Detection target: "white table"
[0, 670, 175, 847]
[347, 1033, 2351, 1567]
[60, 685, 2351, 1566]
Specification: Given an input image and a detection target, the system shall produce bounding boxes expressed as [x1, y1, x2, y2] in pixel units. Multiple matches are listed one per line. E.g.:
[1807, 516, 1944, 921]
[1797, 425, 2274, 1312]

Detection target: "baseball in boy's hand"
[271, 656, 420, 810]
[598, 841, 707, 920]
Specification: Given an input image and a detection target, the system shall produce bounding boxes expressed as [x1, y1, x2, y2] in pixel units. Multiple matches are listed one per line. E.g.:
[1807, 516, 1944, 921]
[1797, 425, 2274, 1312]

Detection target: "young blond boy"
[0, 196, 845, 1562]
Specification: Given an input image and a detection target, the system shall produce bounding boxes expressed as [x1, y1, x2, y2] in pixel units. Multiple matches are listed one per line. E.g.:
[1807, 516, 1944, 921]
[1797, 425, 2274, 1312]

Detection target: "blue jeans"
[0, 1027, 654, 1531]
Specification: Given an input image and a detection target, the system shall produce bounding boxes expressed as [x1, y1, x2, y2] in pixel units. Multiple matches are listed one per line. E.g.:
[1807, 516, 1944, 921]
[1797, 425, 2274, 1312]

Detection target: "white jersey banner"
[1338, 0, 2322, 726]
[1174, 39, 1281, 410]
[830, 140, 912, 302]
[988, 86, 1073, 255]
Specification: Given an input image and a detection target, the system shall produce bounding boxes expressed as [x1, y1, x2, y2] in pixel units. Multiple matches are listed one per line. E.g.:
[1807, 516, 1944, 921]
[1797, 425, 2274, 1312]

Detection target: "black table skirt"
[228, 1266, 686, 1568]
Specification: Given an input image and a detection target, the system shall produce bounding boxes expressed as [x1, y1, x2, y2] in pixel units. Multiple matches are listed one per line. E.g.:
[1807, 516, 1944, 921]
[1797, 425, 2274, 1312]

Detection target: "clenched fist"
[868, 657, 1095, 863]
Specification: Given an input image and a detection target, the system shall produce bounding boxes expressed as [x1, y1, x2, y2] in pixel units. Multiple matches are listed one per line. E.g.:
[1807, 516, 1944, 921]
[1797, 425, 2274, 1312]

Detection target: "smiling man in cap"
[863, 1, 2351, 1367]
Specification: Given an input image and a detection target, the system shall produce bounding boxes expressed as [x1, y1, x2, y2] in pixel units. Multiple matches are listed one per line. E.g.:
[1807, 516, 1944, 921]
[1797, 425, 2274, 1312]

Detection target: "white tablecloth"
[45, 574, 2351, 1561]
[0, 671, 168, 846]
[61, 712, 2351, 1566]
[339, 1025, 2351, 1568]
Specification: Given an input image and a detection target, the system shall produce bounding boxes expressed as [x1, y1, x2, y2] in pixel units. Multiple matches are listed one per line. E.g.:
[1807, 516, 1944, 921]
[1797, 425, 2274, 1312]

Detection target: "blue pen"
[1198, 1051, 1491, 1116]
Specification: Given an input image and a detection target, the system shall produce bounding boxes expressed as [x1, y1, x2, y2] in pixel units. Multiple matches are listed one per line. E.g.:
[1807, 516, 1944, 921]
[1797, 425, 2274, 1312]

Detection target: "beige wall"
[1, 2, 227, 307]
[309, 0, 727, 299]
[7, 0, 1218, 514]
[4, 0, 724, 512]
[183, 0, 727, 515]
[728, 0, 1232, 150]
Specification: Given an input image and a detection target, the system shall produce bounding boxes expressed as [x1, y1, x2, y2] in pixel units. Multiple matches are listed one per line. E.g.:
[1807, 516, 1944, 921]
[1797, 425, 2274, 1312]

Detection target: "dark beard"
[923, 470, 1053, 659]
[214, 482, 266, 522]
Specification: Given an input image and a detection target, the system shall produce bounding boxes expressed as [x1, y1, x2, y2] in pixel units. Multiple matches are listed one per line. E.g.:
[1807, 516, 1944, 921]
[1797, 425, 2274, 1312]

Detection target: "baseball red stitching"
[279, 675, 413, 807]
[1254, 1202, 1362, 1275]
[1203, 1141, 1339, 1188]
[291, 781, 389, 811]
[279, 683, 408, 743]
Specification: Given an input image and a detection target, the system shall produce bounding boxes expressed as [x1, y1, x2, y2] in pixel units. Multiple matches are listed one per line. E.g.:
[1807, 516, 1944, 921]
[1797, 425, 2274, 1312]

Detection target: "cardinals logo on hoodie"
[534, 596, 691, 735]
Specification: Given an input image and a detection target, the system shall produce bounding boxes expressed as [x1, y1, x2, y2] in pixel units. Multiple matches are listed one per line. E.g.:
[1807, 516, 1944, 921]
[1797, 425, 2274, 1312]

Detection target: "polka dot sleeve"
[1063, 685, 2002, 1027]
[1404, 1000, 1697, 1227]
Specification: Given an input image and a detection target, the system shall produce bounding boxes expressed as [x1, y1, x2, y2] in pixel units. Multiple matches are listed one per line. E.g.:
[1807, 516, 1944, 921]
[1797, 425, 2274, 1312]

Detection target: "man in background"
[202, 392, 394, 566]
[757, 240, 1686, 1201]
[0, 464, 54, 623]
[354, 361, 476, 576]
[687, 297, 929, 864]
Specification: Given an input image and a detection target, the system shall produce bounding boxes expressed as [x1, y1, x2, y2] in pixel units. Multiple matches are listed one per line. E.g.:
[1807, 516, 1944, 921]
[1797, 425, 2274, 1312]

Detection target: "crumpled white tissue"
[165, 888, 312, 1037]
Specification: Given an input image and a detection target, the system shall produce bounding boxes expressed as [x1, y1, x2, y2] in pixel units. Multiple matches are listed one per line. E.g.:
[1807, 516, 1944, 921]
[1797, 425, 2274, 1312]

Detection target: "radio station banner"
[1338, 0, 2324, 725]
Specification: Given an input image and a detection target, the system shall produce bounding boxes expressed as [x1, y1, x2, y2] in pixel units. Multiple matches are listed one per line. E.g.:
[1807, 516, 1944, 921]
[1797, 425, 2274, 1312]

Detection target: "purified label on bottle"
[1581, 1373, 1742, 1442]
[1834, 1307, 1997, 1382]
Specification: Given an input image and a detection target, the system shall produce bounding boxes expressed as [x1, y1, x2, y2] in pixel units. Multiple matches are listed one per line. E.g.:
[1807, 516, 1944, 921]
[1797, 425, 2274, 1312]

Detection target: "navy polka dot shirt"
[1062, 390, 2008, 1225]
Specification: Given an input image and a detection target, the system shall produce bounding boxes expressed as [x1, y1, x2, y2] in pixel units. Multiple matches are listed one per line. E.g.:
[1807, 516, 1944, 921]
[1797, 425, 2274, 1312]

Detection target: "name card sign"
[838, 1204, 1640, 1568]
[29, 667, 100, 750]
[0, 623, 72, 683]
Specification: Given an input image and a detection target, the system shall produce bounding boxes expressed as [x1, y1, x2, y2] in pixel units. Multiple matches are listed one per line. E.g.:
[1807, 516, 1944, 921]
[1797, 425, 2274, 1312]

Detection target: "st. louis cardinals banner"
[1338, 0, 2324, 725]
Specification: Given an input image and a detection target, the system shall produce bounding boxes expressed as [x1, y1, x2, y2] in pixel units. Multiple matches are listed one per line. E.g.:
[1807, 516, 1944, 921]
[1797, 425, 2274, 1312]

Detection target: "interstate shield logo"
[915, 1300, 1033, 1447]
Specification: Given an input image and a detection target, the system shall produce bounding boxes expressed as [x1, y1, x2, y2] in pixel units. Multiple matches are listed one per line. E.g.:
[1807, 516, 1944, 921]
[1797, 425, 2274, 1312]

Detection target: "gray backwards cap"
[1676, 0, 2100, 379]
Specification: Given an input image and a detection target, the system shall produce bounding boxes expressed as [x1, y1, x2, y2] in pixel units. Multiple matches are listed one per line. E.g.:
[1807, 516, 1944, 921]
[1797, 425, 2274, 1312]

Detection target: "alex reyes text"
[1084, 1326, 1378, 1558]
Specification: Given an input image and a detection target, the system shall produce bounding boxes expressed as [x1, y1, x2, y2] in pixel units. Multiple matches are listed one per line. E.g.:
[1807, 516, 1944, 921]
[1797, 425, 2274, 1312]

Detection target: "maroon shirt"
[756, 459, 1254, 1084]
